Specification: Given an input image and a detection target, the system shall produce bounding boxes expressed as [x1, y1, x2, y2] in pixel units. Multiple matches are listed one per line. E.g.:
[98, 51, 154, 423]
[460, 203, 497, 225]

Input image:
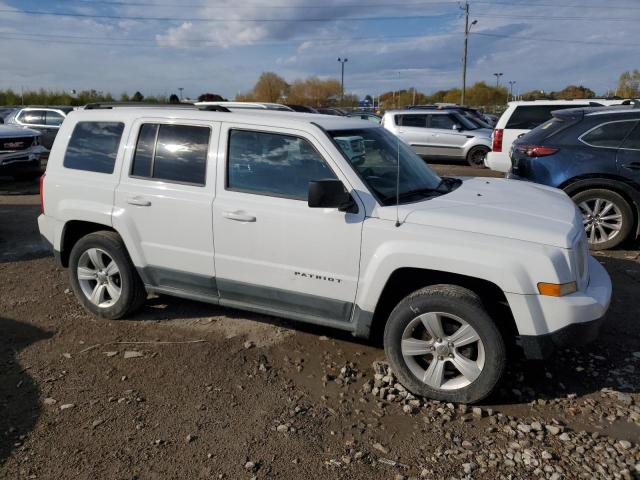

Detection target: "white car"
[486, 99, 629, 172]
[382, 109, 492, 167]
[38, 105, 611, 403]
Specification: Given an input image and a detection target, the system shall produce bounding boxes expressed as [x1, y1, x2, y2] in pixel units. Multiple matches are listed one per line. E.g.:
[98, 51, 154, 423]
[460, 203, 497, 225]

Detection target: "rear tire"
[466, 146, 489, 168]
[68, 231, 147, 319]
[571, 188, 633, 250]
[384, 284, 506, 404]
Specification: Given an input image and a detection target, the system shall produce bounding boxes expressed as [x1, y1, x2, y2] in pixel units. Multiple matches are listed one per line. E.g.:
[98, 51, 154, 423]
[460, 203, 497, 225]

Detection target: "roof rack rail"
[83, 102, 231, 112]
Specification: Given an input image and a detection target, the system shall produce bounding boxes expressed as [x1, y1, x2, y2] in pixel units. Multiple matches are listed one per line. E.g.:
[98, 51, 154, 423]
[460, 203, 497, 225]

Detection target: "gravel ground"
[1, 165, 639, 480]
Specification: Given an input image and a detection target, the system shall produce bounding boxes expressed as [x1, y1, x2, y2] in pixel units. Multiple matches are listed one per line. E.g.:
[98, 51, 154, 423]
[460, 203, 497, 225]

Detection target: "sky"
[0, 0, 638, 100]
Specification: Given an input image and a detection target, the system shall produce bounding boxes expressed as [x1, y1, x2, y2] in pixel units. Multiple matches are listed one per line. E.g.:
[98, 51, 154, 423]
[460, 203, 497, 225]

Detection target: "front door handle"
[622, 162, 640, 171]
[222, 210, 256, 222]
[126, 196, 152, 207]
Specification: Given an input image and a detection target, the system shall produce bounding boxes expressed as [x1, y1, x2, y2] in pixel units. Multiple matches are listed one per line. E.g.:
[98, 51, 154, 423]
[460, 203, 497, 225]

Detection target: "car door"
[617, 120, 640, 183]
[42, 110, 65, 149]
[395, 114, 431, 155]
[427, 114, 467, 158]
[212, 123, 364, 327]
[113, 119, 220, 298]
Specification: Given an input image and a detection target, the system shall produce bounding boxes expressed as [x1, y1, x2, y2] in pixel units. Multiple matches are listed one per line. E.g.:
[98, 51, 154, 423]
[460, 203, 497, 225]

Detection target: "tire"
[68, 231, 147, 319]
[466, 146, 489, 168]
[571, 189, 633, 251]
[383, 284, 506, 404]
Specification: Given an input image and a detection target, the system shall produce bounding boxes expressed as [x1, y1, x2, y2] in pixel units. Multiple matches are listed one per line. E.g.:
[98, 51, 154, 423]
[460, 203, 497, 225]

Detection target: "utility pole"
[493, 72, 503, 87]
[508, 80, 516, 100]
[460, 2, 477, 106]
[178, 87, 184, 101]
[337, 58, 348, 103]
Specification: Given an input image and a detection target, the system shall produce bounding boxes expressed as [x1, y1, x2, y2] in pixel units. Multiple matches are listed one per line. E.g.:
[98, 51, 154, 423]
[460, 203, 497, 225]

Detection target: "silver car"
[382, 110, 492, 167]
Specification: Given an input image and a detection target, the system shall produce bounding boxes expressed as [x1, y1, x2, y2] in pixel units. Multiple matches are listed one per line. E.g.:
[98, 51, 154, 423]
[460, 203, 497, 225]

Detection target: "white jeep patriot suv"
[38, 103, 612, 404]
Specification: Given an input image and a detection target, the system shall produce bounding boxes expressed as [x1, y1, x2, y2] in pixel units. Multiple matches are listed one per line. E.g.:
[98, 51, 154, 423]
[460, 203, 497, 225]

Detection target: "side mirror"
[308, 179, 358, 214]
[454, 125, 463, 132]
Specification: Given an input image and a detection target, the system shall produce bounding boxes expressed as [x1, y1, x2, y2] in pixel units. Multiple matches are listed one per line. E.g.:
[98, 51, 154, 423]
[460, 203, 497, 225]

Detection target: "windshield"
[327, 127, 449, 205]
[460, 111, 492, 129]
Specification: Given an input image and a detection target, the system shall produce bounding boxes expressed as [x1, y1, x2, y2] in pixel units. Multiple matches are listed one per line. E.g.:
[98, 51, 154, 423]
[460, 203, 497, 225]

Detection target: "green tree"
[554, 85, 595, 100]
[617, 70, 640, 98]
[132, 91, 144, 102]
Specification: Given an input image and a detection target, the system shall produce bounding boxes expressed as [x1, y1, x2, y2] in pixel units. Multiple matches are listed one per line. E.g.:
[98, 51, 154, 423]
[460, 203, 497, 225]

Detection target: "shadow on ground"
[0, 316, 52, 465]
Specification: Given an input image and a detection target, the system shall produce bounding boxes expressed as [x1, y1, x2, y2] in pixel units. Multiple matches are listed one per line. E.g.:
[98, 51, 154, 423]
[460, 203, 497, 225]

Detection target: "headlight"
[538, 281, 577, 297]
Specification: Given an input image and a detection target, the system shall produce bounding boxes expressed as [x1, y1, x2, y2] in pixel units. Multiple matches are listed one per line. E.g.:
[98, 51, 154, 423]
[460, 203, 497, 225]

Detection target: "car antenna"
[395, 134, 402, 227]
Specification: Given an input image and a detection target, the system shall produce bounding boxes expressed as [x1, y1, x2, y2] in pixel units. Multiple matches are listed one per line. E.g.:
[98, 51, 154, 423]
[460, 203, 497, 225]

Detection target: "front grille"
[0, 137, 33, 151]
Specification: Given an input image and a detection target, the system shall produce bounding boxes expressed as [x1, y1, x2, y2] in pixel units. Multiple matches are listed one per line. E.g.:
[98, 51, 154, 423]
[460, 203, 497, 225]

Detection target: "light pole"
[508, 80, 516, 100]
[493, 73, 503, 87]
[178, 87, 184, 101]
[461, 0, 477, 106]
[337, 58, 348, 103]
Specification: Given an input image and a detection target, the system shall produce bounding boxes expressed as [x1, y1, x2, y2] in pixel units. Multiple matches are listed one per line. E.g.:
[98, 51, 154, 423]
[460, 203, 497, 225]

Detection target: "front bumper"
[0, 146, 48, 175]
[507, 257, 612, 359]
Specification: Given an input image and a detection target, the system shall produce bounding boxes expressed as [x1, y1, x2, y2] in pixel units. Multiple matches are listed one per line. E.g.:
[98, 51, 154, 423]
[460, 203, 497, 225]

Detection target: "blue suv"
[508, 105, 640, 250]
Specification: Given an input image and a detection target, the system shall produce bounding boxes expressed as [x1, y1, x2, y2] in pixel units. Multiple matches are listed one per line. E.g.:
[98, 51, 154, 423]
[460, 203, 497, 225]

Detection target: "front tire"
[572, 188, 633, 250]
[384, 285, 506, 404]
[68, 231, 147, 319]
[466, 146, 489, 168]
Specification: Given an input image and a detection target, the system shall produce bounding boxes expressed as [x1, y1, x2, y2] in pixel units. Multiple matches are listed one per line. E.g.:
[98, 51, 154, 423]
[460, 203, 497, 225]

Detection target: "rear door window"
[580, 121, 637, 149]
[399, 114, 427, 128]
[18, 110, 45, 126]
[130, 123, 211, 185]
[429, 114, 457, 130]
[45, 111, 65, 126]
[620, 122, 640, 150]
[63, 122, 124, 174]
[506, 105, 589, 130]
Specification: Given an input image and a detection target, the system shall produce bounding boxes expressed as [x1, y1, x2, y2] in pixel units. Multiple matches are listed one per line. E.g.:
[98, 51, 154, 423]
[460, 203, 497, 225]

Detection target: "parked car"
[382, 109, 492, 167]
[346, 111, 381, 124]
[316, 107, 347, 116]
[195, 101, 294, 111]
[482, 113, 498, 127]
[0, 107, 17, 124]
[38, 104, 610, 403]
[487, 99, 628, 173]
[508, 104, 640, 250]
[4, 106, 74, 150]
[0, 124, 47, 179]
[285, 104, 319, 113]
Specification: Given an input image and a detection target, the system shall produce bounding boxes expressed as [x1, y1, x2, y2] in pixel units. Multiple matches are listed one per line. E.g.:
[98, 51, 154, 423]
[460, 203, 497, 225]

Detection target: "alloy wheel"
[401, 312, 485, 391]
[578, 198, 623, 245]
[77, 248, 122, 308]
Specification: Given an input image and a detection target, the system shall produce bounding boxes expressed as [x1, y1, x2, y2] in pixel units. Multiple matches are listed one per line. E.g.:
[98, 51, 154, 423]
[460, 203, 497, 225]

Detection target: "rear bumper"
[508, 257, 612, 359]
[485, 151, 511, 172]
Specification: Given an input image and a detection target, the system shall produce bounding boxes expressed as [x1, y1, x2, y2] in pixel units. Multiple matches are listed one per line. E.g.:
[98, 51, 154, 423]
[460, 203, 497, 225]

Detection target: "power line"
[0, 8, 458, 22]
[471, 31, 635, 47]
[475, 0, 640, 9]
[474, 13, 638, 21]
[69, 0, 459, 7]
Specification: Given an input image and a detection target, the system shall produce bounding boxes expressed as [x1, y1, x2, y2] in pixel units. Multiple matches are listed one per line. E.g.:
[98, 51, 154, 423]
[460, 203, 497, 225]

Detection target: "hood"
[0, 124, 39, 138]
[401, 177, 581, 248]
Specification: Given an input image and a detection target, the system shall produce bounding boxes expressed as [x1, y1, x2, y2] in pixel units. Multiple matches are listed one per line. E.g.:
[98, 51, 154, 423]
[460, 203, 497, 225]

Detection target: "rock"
[372, 442, 388, 454]
[319, 336, 329, 341]
[545, 425, 561, 435]
[517, 424, 532, 433]
[618, 440, 632, 450]
[243, 341, 255, 349]
[541, 451, 553, 460]
[472, 407, 483, 418]
[62, 353, 72, 359]
[617, 392, 633, 406]
[91, 419, 103, 429]
[124, 351, 144, 359]
[104, 351, 118, 357]
[402, 404, 417, 415]
[531, 421, 542, 431]
[462, 463, 476, 474]
[244, 461, 257, 472]
[59, 403, 75, 410]
[43, 398, 57, 406]
[186, 434, 197, 443]
[276, 424, 289, 433]
[558, 432, 571, 441]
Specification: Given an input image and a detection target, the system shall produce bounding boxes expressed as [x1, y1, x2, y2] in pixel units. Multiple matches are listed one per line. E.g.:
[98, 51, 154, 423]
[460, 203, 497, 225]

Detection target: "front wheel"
[384, 285, 506, 404]
[572, 189, 633, 250]
[68, 231, 147, 319]
[466, 146, 489, 168]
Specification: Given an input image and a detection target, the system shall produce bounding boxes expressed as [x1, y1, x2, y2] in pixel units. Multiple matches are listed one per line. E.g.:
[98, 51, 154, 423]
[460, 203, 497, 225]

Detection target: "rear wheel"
[68, 231, 147, 319]
[384, 285, 506, 404]
[572, 189, 633, 250]
[466, 146, 489, 168]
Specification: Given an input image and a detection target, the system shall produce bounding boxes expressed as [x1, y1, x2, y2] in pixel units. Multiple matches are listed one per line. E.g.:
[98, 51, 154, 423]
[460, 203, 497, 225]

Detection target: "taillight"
[517, 145, 559, 158]
[492, 129, 503, 152]
[39, 173, 45, 214]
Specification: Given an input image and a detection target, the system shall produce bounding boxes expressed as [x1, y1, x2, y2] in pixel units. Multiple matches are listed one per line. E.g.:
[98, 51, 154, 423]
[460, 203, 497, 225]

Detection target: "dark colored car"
[0, 107, 17, 124]
[508, 105, 640, 250]
[285, 104, 319, 113]
[4, 106, 74, 150]
[0, 124, 47, 180]
[345, 111, 381, 124]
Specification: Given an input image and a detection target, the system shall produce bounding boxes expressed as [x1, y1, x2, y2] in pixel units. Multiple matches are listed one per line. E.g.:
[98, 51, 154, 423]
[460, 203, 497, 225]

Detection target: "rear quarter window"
[63, 121, 124, 174]
[506, 105, 589, 130]
[580, 121, 637, 148]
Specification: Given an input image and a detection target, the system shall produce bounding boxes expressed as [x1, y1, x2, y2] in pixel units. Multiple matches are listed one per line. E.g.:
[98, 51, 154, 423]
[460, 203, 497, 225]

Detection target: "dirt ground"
[1, 164, 639, 480]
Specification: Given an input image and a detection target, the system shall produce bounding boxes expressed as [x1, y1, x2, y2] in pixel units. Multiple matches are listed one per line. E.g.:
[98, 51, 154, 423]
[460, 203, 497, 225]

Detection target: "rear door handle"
[126, 196, 151, 207]
[223, 210, 256, 222]
[622, 162, 640, 171]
